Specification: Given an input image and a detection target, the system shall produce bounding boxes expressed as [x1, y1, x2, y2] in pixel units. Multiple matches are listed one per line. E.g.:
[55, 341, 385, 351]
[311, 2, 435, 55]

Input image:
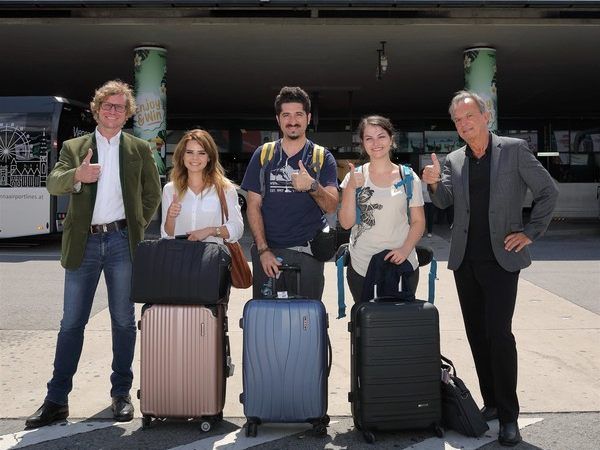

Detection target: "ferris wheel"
[0, 123, 31, 163]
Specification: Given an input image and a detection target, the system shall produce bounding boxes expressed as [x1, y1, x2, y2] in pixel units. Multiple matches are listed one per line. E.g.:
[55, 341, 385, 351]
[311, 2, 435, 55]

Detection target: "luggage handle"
[441, 354, 457, 376]
[326, 335, 333, 377]
[267, 264, 301, 299]
[370, 294, 416, 303]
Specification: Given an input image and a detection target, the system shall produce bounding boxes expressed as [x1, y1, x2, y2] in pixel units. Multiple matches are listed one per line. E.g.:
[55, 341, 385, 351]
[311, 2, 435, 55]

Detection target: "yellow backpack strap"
[259, 141, 277, 197]
[260, 141, 276, 166]
[311, 144, 325, 184]
[312, 144, 325, 170]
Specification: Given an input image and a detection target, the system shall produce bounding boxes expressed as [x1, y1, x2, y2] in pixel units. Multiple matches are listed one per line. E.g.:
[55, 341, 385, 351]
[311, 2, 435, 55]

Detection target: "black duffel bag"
[441, 355, 489, 437]
[131, 239, 232, 305]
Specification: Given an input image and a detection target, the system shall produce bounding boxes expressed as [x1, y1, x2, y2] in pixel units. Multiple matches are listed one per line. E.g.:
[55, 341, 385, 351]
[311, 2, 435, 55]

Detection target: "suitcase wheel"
[363, 431, 376, 444]
[142, 415, 152, 429]
[136, 389, 140, 400]
[434, 423, 444, 438]
[313, 423, 327, 437]
[239, 318, 243, 329]
[245, 421, 258, 437]
[200, 421, 211, 432]
[137, 320, 141, 331]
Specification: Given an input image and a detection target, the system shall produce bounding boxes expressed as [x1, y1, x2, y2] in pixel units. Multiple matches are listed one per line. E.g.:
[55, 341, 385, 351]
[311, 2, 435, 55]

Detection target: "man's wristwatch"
[308, 179, 319, 193]
[215, 226, 221, 237]
[257, 246, 270, 256]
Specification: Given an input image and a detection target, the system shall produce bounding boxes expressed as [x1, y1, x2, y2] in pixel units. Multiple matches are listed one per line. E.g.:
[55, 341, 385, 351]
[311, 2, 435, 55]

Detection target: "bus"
[0, 97, 94, 238]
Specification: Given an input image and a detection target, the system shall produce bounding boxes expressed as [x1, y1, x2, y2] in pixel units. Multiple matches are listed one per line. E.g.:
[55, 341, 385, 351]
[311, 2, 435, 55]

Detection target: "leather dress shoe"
[112, 395, 134, 421]
[480, 405, 499, 421]
[25, 400, 69, 428]
[499, 421, 522, 447]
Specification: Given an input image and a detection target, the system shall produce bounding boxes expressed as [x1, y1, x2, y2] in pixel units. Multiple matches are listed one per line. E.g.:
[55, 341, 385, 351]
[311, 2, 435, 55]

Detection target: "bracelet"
[257, 247, 270, 256]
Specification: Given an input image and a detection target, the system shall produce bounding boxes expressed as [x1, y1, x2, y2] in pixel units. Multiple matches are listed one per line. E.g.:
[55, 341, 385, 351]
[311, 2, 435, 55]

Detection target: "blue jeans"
[46, 229, 135, 405]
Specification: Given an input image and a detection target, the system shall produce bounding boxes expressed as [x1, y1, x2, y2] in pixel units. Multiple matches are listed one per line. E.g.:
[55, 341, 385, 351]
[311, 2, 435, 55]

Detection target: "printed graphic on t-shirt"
[269, 164, 296, 193]
[352, 187, 382, 246]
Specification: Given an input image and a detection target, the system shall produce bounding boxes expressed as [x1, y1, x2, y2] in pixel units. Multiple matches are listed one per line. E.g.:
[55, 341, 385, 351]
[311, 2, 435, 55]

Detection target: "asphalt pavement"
[0, 218, 598, 449]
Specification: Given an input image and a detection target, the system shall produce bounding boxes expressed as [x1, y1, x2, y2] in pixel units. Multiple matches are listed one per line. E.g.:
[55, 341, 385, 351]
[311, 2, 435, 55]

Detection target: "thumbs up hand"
[291, 160, 315, 192]
[167, 192, 182, 219]
[347, 162, 364, 190]
[75, 149, 102, 183]
[422, 153, 442, 185]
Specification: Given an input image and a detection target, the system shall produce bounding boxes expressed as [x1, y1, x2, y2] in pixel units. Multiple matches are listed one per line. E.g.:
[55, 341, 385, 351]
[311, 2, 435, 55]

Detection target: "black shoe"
[480, 405, 499, 421]
[25, 400, 69, 428]
[499, 421, 522, 447]
[111, 395, 134, 422]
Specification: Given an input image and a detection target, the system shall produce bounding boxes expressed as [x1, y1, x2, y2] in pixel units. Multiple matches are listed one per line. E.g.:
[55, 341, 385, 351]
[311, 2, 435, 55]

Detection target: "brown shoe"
[25, 401, 69, 428]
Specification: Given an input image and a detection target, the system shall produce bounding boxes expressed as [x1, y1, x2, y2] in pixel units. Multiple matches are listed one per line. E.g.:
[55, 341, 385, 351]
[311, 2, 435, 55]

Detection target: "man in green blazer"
[26, 80, 161, 428]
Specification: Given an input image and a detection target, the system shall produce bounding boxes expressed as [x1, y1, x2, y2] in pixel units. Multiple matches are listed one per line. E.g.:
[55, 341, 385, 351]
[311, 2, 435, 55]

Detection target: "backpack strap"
[259, 141, 277, 197]
[353, 165, 364, 225]
[311, 144, 325, 185]
[393, 164, 414, 221]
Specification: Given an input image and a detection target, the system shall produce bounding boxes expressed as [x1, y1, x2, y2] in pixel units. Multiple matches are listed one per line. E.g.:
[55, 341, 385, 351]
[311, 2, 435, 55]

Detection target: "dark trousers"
[424, 202, 436, 234]
[454, 259, 520, 424]
[347, 259, 419, 303]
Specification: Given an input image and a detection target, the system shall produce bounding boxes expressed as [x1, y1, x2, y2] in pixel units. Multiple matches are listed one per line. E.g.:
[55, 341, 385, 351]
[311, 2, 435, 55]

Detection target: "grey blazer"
[430, 134, 558, 272]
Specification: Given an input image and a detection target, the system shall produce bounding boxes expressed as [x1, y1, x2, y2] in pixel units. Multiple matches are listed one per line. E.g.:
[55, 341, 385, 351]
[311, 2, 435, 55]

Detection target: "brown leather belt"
[90, 219, 127, 234]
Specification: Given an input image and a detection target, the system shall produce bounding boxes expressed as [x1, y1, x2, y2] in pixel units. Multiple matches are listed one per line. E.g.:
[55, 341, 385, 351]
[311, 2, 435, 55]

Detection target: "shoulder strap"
[216, 186, 229, 225]
[394, 164, 414, 221]
[311, 144, 325, 182]
[259, 141, 277, 197]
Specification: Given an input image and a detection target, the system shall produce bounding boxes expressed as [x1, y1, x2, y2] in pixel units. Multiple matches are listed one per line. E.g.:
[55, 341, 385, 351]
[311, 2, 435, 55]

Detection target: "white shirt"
[341, 163, 424, 276]
[91, 128, 125, 225]
[160, 182, 244, 243]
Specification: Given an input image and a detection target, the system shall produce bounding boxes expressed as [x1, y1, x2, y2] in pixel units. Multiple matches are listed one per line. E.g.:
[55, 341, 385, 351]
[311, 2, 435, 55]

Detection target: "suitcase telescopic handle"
[268, 264, 301, 298]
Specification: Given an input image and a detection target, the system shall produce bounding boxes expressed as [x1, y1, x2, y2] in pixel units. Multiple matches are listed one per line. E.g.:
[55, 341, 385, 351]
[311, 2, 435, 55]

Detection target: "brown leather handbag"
[217, 186, 253, 289]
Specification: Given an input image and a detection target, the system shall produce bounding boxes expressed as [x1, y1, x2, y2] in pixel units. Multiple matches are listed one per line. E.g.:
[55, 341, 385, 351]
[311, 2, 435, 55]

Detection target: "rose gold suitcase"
[137, 304, 232, 431]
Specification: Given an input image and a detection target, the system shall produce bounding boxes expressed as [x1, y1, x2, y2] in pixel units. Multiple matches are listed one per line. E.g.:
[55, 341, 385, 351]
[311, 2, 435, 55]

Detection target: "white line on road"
[404, 418, 544, 450]
[0, 420, 118, 449]
[167, 422, 316, 450]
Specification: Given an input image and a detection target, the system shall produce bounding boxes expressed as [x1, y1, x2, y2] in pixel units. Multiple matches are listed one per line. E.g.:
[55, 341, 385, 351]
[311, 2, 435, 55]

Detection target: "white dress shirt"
[160, 182, 244, 243]
[91, 128, 125, 225]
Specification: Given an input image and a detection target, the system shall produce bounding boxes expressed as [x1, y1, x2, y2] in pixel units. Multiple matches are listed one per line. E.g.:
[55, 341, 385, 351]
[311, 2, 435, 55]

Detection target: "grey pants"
[250, 245, 325, 300]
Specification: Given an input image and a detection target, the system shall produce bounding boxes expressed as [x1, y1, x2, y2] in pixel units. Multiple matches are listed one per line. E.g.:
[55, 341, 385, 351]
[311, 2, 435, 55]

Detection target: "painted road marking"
[0, 420, 118, 449]
[405, 418, 544, 450]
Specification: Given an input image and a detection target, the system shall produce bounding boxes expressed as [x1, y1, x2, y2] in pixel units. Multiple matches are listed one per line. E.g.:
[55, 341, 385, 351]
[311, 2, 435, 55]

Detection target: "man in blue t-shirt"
[241, 86, 338, 299]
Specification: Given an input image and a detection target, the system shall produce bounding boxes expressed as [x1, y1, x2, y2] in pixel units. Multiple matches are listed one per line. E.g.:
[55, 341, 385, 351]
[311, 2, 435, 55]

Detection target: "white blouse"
[160, 181, 244, 243]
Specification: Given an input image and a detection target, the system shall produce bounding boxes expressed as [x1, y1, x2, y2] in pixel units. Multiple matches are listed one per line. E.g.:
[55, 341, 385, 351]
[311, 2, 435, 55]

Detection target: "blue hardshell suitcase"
[239, 265, 331, 437]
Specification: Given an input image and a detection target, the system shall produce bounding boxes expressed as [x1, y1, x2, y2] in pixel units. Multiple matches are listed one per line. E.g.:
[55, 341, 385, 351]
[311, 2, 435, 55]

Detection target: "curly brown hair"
[90, 80, 137, 121]
[170, 129, 233, 199]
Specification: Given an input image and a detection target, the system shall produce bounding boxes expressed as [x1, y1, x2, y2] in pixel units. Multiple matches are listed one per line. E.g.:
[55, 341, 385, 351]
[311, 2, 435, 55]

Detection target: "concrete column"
[133, 46, 167, 176]
[464, 47, 498, 131]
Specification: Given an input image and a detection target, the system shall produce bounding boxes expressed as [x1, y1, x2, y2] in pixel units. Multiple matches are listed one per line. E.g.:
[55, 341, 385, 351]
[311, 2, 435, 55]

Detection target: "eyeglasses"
[100, 102, 127, 113]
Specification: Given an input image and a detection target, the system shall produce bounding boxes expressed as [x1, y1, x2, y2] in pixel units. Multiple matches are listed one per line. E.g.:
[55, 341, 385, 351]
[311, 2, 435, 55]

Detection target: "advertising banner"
[464, 47, 498, 131]
[133, 46, 167, 175]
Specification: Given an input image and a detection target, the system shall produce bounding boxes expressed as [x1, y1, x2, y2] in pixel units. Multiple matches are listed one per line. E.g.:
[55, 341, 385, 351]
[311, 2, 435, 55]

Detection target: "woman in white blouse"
[161, 129, 243, 243]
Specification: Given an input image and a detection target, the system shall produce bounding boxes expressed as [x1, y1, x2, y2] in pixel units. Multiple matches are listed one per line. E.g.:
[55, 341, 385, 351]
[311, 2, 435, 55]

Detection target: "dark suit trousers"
[454, 259, 520, 424]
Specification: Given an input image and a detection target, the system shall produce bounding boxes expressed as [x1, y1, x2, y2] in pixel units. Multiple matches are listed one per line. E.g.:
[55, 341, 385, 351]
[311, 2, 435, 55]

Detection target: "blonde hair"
[170, 129, 233, 198]
[90, 80, 137, 121]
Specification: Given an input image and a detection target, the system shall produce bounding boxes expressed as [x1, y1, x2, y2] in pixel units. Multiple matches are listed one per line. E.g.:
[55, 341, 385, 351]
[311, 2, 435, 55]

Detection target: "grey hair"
[448, 90, 488, 120]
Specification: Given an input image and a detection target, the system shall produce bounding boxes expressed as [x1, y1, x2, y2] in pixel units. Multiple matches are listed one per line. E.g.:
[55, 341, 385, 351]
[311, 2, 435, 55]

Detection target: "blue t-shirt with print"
[241, 140, 338, 249]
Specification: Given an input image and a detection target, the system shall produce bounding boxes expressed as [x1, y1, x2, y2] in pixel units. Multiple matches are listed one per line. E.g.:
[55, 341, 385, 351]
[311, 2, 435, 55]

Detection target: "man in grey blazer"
[25, 80, 161, 428]
[423, 91, 557, 446]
